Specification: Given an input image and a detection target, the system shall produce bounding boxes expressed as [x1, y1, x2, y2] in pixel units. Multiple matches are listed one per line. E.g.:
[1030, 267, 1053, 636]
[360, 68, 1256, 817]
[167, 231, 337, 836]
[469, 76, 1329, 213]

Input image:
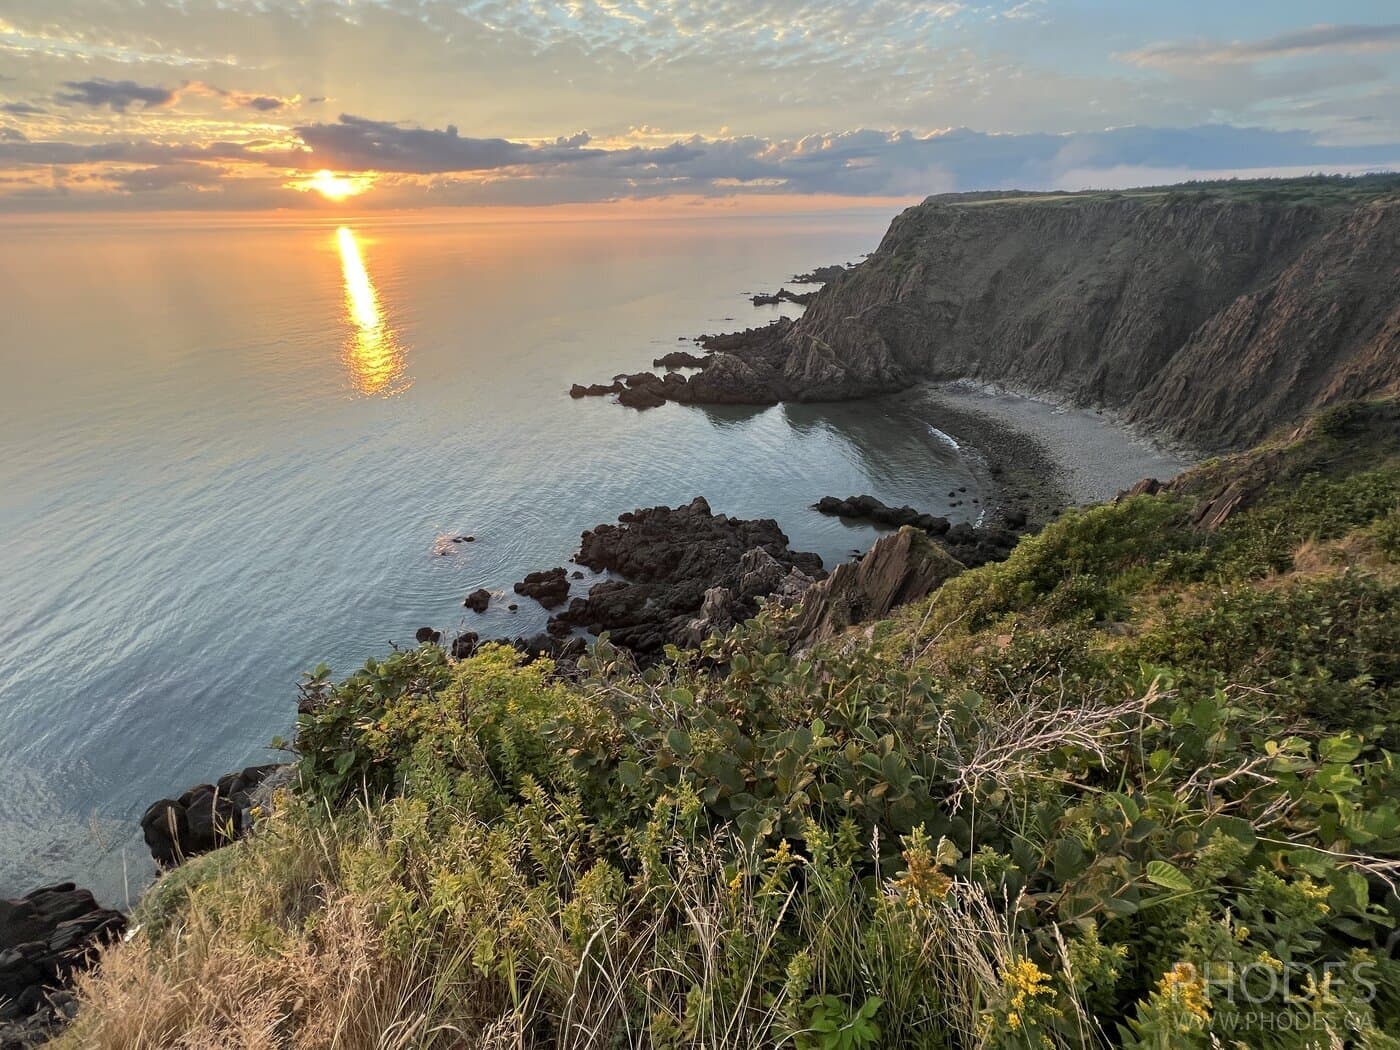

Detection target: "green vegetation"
[937, 173, 1400, 210]
[61, 402, 1400, 1048]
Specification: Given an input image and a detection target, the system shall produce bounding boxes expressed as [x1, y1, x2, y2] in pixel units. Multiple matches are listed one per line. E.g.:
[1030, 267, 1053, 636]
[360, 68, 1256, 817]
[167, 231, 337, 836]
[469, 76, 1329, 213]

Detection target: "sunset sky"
[2, 1, 1399, 212]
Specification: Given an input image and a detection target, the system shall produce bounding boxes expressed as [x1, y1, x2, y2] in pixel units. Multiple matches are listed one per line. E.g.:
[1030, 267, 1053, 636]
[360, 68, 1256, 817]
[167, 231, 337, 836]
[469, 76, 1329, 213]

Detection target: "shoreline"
[890, 381, 1196, 525]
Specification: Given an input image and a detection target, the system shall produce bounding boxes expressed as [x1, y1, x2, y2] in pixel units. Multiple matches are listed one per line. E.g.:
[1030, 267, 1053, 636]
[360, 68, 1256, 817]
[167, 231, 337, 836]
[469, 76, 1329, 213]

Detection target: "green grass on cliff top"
[928, 171, 1400, 209]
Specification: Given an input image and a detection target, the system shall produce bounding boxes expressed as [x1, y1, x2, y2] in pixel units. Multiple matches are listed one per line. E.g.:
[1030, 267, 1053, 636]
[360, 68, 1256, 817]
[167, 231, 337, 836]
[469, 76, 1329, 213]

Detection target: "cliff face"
[759, 188, 1400, 450]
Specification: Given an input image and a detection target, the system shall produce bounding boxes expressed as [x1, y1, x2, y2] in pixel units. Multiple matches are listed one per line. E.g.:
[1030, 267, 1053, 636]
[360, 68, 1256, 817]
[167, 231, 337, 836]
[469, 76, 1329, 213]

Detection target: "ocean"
[0, 208, 990, 904]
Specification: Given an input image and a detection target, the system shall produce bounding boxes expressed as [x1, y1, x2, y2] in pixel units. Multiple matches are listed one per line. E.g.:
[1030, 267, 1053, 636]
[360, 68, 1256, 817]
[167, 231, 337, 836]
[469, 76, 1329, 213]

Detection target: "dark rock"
[1, 884, 125, 1037]
[507, 603, 518, 612]
[814, 493, 1017, 568]
[617, 384, 666, 410]
[451, 632, 480, 659]
[751, 287, 816, 307]
[790, 264, 852, 284]
[570, 381, 624, 398]
[545, 496, 823, 659]
[652, 350, 707, 369]
[139, 764, 283, 868]
[790, 527, 965, 647]
[514, 567, 571, 608]
[464, 588, 492, 613]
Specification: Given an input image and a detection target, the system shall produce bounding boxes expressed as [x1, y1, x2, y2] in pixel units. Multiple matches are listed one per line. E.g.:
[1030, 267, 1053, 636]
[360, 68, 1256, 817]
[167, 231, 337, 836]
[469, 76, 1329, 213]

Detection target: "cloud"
[1, 101, 45, 116]
[54, 78, 177, 112]
[1, 116, 1397, 211]
[104, 162, 227, 193]
[241, 95, 287, 112]
[1123, 24, 1400, 69]
[0, 126, 27, 142]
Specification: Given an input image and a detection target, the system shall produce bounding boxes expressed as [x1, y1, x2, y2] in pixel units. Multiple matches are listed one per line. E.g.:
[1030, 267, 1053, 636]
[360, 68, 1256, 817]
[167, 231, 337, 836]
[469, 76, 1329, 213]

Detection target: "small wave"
[927, 426, 960, 451]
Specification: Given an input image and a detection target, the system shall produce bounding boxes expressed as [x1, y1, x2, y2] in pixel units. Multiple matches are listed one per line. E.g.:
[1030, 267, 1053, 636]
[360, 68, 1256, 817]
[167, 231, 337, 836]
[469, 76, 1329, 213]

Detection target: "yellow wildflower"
[1159, 961, 1211, 1023]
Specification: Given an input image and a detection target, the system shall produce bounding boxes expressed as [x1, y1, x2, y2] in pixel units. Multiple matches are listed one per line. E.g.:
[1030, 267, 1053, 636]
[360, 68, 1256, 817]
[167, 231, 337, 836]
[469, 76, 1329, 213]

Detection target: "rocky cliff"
[703, 178, 1400, 450]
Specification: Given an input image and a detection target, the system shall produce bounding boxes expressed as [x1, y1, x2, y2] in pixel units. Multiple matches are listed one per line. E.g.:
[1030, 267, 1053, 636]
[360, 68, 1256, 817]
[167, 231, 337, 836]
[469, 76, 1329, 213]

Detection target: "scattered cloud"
[54, 78, 177, 112]
[1, 100, 44, 115]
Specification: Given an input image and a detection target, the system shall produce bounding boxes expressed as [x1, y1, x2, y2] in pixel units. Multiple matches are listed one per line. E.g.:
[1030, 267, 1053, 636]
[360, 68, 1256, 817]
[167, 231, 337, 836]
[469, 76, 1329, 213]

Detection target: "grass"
[54, 400, 1400, 1049]
[931, 173, 1400, 210]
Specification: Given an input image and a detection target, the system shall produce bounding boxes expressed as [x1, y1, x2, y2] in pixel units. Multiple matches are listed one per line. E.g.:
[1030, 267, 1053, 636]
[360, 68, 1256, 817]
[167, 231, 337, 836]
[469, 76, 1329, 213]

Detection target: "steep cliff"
[721, 178, 1400, 450]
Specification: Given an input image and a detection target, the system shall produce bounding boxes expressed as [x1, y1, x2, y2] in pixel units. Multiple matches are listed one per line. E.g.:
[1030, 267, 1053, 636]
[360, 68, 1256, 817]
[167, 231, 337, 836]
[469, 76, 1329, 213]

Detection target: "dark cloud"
[54, 79, 177, 113]
[243, 96, 287, 112]
[106, 163, 227, 193]
[1, 127, 27, 143]
[1, 102, 46, 116]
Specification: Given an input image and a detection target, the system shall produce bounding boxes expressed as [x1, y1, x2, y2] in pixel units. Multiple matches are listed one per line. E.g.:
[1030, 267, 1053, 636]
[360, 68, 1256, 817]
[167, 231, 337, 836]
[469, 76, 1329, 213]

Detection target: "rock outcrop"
[464, 588, 492, 613]
[1, 883, 125, 1044]
[789, 526, 965, 647]
[514, 568, 571, 609]
[543, 497, 823, 657]
[140, 764, 284, 868]
[815, 494, 1023, 566]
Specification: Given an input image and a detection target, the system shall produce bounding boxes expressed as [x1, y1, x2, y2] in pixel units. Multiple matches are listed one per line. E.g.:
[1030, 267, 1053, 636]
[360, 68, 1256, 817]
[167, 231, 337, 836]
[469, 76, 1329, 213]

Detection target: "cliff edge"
[704, 177, 1400, 450]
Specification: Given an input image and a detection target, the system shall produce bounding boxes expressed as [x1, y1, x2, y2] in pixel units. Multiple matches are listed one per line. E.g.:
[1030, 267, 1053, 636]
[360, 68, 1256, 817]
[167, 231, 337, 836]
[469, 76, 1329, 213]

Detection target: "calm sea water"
[0, 210, 988, 904]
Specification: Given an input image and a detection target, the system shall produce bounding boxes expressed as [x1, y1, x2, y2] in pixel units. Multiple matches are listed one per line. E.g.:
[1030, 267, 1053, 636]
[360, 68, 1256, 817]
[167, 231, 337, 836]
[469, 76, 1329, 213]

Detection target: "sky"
[1, 0, 1399, 212]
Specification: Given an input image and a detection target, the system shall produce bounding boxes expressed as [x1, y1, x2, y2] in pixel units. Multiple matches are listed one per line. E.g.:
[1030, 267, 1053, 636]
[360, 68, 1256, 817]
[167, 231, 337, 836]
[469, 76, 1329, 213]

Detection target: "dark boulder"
[464, 588, 492, 613]
[1, 883, 125, 1038]
[652, 350, 707, 369]
[139, 764, 283, 868]
[617, 384, 666, 410]
[569, 381, 624, 398]
[451, 632, 480, 659]
[514, 567, 571, 608]
[415, 626, 440, 644]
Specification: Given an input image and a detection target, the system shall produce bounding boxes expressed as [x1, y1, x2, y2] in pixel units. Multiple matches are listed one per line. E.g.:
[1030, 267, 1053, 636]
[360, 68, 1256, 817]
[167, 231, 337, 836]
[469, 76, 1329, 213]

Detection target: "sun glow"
[336, 226, 408, 396]
[306, 169, 366, 201]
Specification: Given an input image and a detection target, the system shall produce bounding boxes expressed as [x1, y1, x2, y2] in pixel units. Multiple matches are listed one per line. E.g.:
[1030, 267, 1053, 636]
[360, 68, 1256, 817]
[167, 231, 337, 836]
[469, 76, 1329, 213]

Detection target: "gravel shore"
[890, 381, 1196, 526]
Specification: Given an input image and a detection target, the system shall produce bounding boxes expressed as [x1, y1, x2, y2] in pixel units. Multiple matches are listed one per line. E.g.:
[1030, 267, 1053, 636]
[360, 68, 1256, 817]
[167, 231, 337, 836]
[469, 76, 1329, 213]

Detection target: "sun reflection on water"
[336, 226, 409, 397]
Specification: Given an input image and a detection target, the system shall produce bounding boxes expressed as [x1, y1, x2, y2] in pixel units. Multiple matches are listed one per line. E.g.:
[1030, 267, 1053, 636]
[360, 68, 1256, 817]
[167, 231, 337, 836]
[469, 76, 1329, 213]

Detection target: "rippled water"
[0, 210, 989, 904]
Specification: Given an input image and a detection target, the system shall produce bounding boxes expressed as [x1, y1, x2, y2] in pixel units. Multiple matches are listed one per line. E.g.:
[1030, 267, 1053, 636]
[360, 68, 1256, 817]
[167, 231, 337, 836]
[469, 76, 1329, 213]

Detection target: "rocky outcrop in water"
[653, 350, 707, 369]
[542, 497, 823, 657]
[514, 568, 571, 609]
[464, 588, 492, 613]
[1, 883, 125, 1045]
[815, 494, 1024, 566]
[140, 764, 285, 868]
[751, 288, 816, 307]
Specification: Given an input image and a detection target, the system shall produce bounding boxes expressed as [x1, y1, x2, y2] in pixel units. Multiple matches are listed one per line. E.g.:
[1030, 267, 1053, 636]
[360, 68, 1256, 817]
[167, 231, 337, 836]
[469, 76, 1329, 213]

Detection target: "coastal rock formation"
[1, 883, 125, 1044]
[652, 350, 707, 369]
[790, 264, 854, 284]
[750, 288, 815, 307]
[590, 181, 1400, 451]
[570, 381, 624, 398]
[464, 588, 492, 613]
[514, 567, 571, 609]
[815, 494, 1023, 566]
[140, 764, 283, 868]
[790, 526, 965, 647]
[544, 497, 823, 656]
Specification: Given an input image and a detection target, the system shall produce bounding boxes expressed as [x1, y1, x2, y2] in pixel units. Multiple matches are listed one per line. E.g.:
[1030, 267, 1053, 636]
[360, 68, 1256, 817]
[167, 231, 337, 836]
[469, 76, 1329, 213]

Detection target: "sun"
[304, 169, 365, 201]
